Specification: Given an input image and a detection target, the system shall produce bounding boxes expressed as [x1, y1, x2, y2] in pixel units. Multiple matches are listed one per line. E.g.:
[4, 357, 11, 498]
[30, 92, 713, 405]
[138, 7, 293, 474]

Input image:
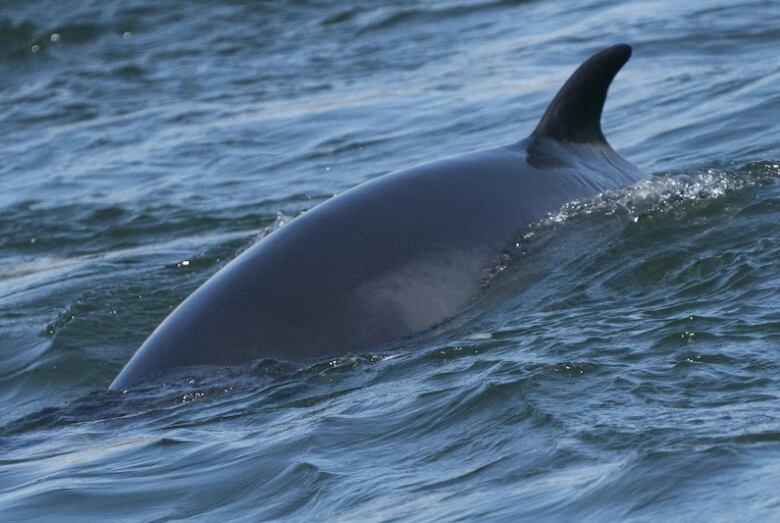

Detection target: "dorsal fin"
[532, 44, 631, 144]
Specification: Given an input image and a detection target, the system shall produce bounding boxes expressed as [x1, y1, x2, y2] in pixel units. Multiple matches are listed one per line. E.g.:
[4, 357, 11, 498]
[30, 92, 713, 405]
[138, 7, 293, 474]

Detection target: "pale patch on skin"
[354, 249, 486, 334]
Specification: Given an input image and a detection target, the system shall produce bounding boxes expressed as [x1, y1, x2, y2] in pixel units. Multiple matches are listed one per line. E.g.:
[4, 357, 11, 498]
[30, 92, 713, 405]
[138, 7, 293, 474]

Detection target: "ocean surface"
[2, 0, 780, 521]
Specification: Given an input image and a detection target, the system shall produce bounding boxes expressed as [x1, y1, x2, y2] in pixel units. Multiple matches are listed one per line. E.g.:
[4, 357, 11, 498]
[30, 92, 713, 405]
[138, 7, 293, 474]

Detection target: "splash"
[535, 162, 780, 233]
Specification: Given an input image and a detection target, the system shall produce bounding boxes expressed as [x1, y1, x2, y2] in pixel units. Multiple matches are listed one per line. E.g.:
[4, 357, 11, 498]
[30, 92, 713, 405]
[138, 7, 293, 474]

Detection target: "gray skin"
[110, 44, 645, 390]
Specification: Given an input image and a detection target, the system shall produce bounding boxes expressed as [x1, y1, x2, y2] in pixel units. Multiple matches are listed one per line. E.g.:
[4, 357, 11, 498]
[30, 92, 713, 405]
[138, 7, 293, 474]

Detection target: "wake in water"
[540, 161, 780, 229]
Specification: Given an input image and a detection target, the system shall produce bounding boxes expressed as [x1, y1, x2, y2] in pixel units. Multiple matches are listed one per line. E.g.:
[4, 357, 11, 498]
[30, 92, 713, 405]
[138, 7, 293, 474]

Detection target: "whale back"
[109, 45, 644, 390]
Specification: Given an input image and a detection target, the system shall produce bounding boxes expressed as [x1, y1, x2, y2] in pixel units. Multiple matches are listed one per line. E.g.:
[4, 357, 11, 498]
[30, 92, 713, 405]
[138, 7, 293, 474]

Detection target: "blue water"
[2, 1, 780, 520]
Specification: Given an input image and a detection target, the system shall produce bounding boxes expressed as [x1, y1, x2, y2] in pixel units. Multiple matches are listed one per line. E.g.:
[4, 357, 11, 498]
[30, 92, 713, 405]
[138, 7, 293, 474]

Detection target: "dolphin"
[110, 44, 644, 390]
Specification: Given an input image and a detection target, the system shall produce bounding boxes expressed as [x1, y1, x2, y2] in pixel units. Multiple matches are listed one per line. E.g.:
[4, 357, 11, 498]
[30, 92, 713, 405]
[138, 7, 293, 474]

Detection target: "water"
[2, 0, 780, 520]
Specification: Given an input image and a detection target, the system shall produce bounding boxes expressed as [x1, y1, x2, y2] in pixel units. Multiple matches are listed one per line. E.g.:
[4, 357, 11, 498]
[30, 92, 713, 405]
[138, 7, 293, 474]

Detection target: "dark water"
[2, 0, 780, 520]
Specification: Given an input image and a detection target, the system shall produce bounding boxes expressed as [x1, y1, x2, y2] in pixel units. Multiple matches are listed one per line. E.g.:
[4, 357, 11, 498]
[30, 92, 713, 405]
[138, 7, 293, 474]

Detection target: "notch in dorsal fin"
[532, 44, 631, 144]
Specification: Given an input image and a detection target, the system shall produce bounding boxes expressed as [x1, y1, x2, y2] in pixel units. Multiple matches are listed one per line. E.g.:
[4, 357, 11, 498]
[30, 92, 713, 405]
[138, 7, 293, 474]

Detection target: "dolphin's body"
[110, 44, 644, 390]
